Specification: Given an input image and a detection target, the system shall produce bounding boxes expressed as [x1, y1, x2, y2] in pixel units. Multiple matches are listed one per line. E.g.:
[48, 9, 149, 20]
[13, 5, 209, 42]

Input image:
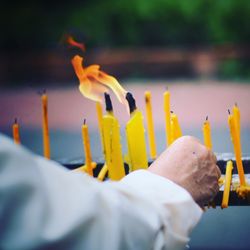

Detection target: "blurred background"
[1, 0, 250, 249]
[1, 0, 250, 83]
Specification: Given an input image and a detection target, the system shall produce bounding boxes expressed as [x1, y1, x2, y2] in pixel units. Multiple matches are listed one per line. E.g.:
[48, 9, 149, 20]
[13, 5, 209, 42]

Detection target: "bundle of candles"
[11, 87, 250, 208]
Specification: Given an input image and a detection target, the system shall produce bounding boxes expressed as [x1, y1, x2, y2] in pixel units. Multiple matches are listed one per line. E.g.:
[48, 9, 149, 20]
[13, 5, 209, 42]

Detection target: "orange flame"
[66, 35, 85, 52]
[71, 55, 127, 105]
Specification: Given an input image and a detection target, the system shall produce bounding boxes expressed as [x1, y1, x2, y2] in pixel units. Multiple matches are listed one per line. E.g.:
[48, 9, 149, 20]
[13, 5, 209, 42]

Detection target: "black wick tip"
[228, 109, 231, 115]
[126, 92, 137, 114]
[170, 110, 174, 113]
[235, 102, 238, 107]
[83, 118, 86, 125]
[104, 92, 113, 112]
[14, 117, 17, 124]
[206, 115, 208, 121]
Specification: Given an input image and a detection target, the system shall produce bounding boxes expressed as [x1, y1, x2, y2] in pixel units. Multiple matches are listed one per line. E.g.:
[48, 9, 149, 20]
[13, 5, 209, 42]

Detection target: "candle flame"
[66, 35, 85, 52]
[71, 55, 127, 105]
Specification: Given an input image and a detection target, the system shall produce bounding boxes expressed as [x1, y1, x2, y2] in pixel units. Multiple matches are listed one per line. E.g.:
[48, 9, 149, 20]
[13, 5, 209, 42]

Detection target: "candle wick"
[104, 92, 113, 112]
[43, 89, 46, 94]
[83, 118, 86, 125]
[165, 86, 168, 91]
[126, 92, 137, 114]
[228, 109, 231, 115]
[14, 117, 17, 124]
[235, 102, 238, 107]
[170, 110, 174, 113]
[206, 115, 208, 121]
[145, 92, 150, 103]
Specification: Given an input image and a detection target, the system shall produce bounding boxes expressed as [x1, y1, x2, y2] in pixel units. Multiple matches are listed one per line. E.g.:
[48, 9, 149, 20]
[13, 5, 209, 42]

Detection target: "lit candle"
[41, 90, 50, 159]
[102, 93, 125, 180]
[163, 89, 171, 146]
[12, 118, 21, 144]
[96, 101, 104, 152]
[203, 116, 212, 150]
[144, 91, 157, 159]
[82, 119, 93, 176]
[228, 110, 246, 186]
[170, 111, 182, 144]
[221, 160, 233, 209]
[126, 92, 148, 171]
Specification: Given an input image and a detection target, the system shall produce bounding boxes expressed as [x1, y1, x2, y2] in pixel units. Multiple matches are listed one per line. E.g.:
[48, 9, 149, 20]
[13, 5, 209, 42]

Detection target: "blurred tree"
[1, 0, 250, 50]
[1, 0, 249, 81]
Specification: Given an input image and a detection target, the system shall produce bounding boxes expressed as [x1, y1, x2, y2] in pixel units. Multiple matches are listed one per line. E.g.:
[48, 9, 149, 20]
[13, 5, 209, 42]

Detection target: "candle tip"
[83, 118, 86, 125]
[104, 92, 113, 112]
[235, 102, 238, 107]
[14, 117, 17, 124]
[165, 86, 168, 91]
[170, 110, 174, 113]
[228, 109, 231, 115]
[145, 91, 150, 103]
[126, 92, 137, 114]
[206, 115, 208, 121]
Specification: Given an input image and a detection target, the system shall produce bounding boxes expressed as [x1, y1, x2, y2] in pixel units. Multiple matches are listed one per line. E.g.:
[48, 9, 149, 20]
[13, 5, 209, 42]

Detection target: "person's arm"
[0, 134, 218, 250]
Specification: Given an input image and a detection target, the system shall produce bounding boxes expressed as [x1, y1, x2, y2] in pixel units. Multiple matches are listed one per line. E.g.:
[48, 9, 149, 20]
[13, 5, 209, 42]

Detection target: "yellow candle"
[221, 160, 233, 209]
[170, 112, 182, 144]
[12, 118, 21, 144]
[102, 111, 125, 180]
[96, 101, 104, 152]
[126, 92, 148, 171]
[97, 164, 108, 181]
[228, 111, 246, 186]
[164, 90, 171, 146]
[203, 116, 212, 150]
[233, 103, 240, 140]
[41, 92, 50, 159]
[144, 91, 157, 159]
[202, 117, 225, 188]
[82, 120, 93, 176]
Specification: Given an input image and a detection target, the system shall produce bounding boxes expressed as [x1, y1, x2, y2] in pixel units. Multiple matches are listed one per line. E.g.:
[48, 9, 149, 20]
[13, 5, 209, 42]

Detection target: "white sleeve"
[0, 135, 202, 250]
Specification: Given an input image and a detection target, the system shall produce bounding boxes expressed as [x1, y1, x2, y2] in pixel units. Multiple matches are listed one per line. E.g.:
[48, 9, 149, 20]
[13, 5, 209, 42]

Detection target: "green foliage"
[218, 59, 250, 80]
[66, 0, 250, 47]
[2, 0, 250, 48]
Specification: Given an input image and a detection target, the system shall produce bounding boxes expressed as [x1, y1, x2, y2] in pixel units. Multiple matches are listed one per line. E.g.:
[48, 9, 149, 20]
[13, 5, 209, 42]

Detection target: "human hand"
[148, 136, 221, 206]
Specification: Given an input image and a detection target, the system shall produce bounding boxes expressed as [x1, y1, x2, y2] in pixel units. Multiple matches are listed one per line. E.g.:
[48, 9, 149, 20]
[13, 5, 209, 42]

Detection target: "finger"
[210, 151, 217, 163]
[211, 164, 221, 180]
[212, 183, 220, 198]
[184, 135, 202, 146]
[196, 144, 210, 159]
[209, 184, 219, 201]
[215, 164, 221, 179]
[192, 136, 202, 144]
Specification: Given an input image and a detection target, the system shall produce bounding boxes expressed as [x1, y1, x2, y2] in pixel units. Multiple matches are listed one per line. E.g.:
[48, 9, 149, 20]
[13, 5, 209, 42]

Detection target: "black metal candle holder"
[61, 153, 250, 206]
